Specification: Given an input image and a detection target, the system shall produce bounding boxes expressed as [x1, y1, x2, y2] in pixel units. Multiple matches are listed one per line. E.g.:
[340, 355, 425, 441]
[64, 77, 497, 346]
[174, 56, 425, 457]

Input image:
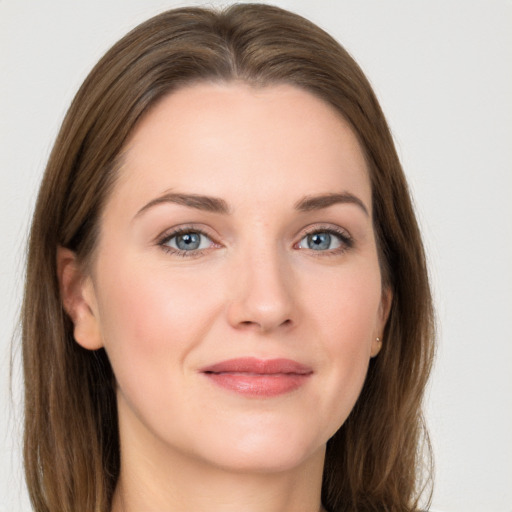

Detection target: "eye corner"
[156, 225, 220, 258]
[295, 225, 354, 254]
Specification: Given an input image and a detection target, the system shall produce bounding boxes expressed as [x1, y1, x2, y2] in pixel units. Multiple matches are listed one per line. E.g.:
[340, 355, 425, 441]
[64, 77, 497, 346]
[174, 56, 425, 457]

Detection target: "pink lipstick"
[200, 357, 312, 397]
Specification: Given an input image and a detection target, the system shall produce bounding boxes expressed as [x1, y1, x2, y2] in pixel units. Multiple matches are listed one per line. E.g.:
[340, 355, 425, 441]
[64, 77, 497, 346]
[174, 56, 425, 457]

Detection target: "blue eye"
[162, 230, 213, 253]
[297, 230, 348, 251]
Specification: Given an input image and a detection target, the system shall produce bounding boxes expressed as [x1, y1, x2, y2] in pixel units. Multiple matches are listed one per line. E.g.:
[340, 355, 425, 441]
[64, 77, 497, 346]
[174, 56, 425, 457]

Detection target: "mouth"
[200, 357, 313, 397]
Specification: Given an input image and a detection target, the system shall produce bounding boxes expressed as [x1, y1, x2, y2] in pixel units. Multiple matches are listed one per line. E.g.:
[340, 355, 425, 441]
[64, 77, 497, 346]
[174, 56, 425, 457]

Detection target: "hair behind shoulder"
[22, 4, 435, 511]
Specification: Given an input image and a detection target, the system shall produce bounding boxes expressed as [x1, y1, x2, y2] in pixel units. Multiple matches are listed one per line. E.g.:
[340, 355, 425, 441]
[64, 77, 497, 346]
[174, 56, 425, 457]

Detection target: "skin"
[59, 82, 391, 512]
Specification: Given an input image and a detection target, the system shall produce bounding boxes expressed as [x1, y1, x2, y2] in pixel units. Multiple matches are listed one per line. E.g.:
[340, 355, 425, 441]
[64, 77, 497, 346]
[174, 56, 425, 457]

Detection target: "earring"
[371, 336, 382, 358]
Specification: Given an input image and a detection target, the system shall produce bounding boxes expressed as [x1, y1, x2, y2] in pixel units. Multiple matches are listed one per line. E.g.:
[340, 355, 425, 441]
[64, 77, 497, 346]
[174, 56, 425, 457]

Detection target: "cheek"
[305, 261, 383, 349]
[302, 263, 382, 432]
[98, 255, 209, 337]
[94, 257, 218, 396]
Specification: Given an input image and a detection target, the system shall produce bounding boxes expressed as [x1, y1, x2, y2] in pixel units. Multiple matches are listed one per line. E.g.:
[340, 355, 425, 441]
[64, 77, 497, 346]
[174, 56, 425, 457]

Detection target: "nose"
[226, 246, 296, 333]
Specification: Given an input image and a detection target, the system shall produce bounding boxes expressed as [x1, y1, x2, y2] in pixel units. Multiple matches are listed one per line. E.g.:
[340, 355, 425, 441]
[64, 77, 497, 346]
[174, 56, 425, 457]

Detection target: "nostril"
[237, 318, 292, 331]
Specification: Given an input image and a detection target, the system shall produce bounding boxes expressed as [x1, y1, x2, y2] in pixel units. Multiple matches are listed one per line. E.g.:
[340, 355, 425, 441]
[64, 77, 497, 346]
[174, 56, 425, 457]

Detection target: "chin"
[193, 421, 327, 474]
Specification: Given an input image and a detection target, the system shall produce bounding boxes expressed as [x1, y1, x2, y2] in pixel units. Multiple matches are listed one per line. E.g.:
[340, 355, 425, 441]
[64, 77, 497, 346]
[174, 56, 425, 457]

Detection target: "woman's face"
[74, 82, 390, 473]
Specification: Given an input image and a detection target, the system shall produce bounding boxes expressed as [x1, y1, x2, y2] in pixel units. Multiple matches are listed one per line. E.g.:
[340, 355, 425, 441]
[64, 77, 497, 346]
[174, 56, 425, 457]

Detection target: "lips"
[200, 357, 312, 397]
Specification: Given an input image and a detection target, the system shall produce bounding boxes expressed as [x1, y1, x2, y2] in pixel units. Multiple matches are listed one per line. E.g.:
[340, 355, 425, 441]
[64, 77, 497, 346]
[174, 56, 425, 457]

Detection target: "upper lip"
[200, 357, 313, 375]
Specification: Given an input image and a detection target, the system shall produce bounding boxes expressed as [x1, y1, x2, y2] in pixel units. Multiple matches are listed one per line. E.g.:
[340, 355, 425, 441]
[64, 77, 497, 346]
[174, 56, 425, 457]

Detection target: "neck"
[112, 457, 327, 512]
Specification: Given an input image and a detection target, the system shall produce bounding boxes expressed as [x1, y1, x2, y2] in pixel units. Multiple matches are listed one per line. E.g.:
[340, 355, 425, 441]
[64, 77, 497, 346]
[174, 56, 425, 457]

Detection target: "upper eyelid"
[157, 228, 219, 258]
[297, 223, 352, 239]
[157, 224, 217, 243]
[295, 225, 354, 252]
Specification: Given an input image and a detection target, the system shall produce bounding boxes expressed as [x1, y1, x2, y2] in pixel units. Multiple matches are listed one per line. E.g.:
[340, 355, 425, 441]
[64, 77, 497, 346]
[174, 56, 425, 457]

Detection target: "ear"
[370, 286, 393, 357]
[57, 247, 103, 350]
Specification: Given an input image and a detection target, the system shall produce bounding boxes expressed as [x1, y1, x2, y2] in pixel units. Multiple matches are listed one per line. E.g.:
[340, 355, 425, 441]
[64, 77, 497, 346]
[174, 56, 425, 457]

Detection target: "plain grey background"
[1, 1, 511, 511]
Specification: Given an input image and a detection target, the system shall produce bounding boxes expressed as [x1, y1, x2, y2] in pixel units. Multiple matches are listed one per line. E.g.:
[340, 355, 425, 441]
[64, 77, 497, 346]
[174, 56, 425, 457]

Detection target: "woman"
[22, 4, 435, 512]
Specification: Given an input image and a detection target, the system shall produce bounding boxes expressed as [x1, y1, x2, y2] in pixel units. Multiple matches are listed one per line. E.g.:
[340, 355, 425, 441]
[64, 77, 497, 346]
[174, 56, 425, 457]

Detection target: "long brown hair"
[22, 4, 435, 511]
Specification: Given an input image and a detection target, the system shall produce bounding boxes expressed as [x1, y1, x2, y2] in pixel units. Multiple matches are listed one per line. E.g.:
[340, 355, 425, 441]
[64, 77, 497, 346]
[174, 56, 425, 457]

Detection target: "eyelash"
[157, 226, 216, 258]
[296, 225, 353, 256]
[157, 225, 353, 258]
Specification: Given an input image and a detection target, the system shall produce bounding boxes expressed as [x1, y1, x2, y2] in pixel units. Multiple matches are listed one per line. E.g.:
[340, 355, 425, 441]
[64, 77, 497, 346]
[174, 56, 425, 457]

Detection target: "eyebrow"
[135, 192, 231, 218]
[294, 192, 369, 216]
[134, 191, 369, 219]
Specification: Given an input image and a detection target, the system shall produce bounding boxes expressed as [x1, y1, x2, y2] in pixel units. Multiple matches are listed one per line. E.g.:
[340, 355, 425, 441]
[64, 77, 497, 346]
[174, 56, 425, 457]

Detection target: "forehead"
[112, 81, 371, 214]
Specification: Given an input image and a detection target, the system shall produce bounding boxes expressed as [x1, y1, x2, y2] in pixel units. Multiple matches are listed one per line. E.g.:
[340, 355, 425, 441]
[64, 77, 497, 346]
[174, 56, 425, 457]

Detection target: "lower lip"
[203, 372, 310, 397]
